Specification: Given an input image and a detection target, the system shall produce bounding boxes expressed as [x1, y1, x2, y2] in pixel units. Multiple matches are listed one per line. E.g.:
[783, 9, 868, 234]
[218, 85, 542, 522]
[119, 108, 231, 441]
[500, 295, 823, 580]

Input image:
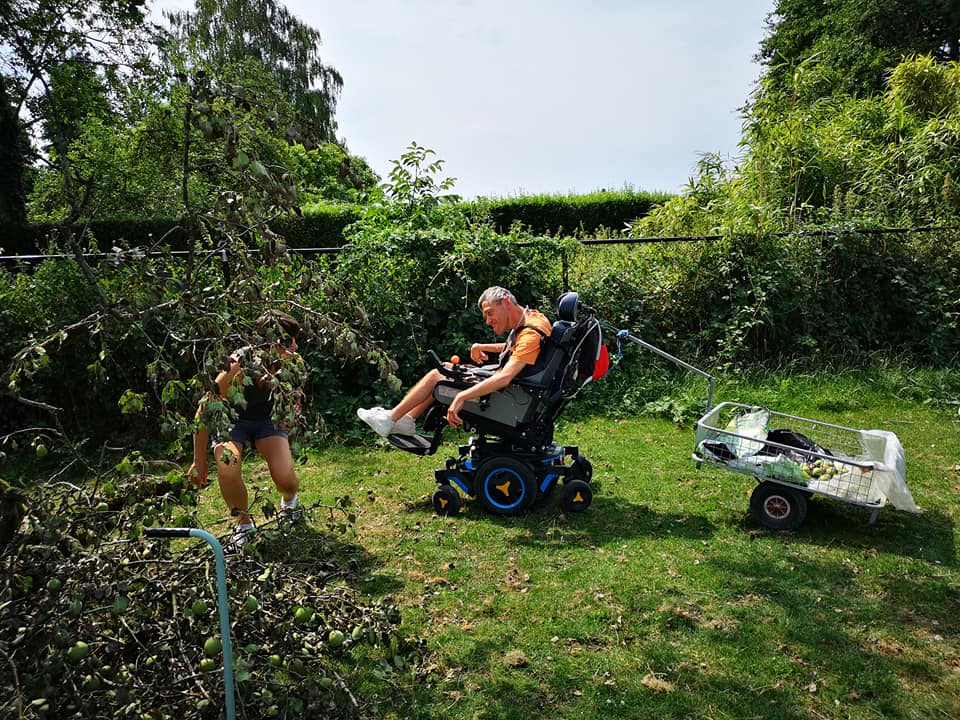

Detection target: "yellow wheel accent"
[476, 458, 536, 516]
[561, 479, 592, 513]
[433, 485, 462, 515]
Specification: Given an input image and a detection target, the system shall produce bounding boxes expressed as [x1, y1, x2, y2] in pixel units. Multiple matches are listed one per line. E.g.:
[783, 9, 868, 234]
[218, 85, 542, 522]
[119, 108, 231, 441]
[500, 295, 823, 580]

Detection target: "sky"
[154, 0, 776, 200]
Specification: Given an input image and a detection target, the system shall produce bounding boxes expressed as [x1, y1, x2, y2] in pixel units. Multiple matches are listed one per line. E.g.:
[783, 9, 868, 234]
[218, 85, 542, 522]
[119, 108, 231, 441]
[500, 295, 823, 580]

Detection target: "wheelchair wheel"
[432, 484, 462, 516]
[560, 479, 592, 513]
[570, 456, 593, 483]
[476, 457, 536, 516]
[749, 482, 807, 531]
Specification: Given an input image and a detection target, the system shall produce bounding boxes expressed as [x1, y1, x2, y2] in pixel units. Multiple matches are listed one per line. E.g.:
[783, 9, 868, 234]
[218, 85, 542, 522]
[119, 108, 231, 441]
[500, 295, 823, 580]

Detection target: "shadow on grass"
[400, 490, 719, 546]
[399, 473, 954, 568]
[424, 544, 959, 720]
[731, 494, 957, 566]
[229, 504, 406, 597]
[429, 632, 832, 720]
[698, 551, 960, 720]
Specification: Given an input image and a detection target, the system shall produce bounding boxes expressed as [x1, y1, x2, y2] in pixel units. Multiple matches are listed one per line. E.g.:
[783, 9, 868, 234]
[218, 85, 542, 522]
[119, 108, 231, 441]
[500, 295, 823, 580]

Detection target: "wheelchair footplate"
[385, 403, 449, 457]
[386, 431, 435, 456]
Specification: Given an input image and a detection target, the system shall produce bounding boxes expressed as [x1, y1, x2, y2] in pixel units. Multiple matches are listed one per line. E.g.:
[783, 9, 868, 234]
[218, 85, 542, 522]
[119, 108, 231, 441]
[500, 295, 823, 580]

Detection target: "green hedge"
[473, 189, 672, 236]
[0, 210, 361, 255]
[1, 191, 669, 255]
[0, 218, 188, 255]
[272, 205, 359, 248]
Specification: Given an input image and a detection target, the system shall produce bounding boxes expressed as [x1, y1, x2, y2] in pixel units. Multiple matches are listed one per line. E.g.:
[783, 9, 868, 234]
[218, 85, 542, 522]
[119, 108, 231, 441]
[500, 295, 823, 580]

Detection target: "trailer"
[615, 330, 920, 530]
[693, 402, 919, 530]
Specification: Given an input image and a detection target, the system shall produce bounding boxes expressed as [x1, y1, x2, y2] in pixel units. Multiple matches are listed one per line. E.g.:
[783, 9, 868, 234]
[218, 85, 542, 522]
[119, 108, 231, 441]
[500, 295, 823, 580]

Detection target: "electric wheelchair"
[385, 292, 608, 517]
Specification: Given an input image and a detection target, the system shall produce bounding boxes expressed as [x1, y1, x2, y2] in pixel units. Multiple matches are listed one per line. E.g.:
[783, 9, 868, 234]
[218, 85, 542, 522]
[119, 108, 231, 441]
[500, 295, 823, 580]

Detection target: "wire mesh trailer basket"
[693, 402, 920, 530]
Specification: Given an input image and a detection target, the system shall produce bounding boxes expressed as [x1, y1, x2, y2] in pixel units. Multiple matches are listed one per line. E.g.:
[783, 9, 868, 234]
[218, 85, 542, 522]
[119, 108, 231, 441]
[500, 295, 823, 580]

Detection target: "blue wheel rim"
[482, 468, 526, 511]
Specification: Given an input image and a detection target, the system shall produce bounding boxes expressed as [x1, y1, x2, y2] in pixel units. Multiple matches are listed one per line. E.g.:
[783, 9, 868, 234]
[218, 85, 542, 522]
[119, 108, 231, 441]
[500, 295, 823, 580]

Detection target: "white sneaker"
[280, 496, 302, 523]
[224, 524, 255, 554]
[357, 406, 396, 437]
[392, 415, 417, 436]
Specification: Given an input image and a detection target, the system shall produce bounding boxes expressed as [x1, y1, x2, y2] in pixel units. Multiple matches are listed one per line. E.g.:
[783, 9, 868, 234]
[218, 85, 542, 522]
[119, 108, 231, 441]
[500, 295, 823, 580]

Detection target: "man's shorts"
[227, 419, 289, 448]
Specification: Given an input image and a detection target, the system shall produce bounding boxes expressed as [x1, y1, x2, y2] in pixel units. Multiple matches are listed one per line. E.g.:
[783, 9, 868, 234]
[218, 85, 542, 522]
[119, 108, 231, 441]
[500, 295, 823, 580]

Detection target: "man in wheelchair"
[357, 286, 552, 437]
[357, 287, 607, 516]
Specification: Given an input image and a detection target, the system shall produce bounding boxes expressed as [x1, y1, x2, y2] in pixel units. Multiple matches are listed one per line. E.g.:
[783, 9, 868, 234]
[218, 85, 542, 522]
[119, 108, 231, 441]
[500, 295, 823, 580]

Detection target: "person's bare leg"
[405, 396, 435, 420]
[389, 369, 443, 421]
[255, 435, 299, 502]
[214, 440, 249, 525]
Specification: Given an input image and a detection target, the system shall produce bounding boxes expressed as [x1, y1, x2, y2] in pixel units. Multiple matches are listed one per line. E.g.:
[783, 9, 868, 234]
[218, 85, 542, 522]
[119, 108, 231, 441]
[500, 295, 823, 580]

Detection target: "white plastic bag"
[718, 407, 770, 459]
[860, 430, 920, 513]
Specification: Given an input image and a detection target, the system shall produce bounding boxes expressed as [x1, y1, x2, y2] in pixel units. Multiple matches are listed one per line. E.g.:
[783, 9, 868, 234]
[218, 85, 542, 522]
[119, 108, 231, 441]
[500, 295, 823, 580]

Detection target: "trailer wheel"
[750, 482, 808, 530]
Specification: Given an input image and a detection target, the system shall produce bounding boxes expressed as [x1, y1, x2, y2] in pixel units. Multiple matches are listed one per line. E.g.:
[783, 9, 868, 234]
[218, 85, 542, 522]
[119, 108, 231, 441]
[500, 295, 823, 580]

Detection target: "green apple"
[242, 595, 260, 613]
[203, 636, 222, 657]
[67, 598, 83, 617]
[67, 641, 90, 663]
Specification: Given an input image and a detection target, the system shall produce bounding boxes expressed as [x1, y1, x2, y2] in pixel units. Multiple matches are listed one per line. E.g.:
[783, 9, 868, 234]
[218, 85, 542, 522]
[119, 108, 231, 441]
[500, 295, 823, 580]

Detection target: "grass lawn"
[194, 369, 960, 720]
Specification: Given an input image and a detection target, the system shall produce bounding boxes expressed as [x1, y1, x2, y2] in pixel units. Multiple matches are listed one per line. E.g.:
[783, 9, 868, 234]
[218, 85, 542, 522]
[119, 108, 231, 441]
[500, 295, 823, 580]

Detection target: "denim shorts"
[228, 419, 288, 448]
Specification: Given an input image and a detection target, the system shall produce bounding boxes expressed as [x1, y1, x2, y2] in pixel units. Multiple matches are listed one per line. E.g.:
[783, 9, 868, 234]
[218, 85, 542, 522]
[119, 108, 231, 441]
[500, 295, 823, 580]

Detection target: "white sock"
[237, 522, 255, 532]
[281, 495, 299, 510]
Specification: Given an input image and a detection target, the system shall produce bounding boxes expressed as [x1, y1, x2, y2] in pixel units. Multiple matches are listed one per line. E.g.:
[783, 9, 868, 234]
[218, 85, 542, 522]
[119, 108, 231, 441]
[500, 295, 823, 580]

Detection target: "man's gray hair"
[477, 286, 517, 309]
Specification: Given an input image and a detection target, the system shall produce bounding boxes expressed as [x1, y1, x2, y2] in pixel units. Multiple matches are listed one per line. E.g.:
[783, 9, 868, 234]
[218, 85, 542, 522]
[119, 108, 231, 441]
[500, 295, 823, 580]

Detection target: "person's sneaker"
[223, 524, 255, 554]
[279, 497, 303, 524]
[357, 406, 396, 437]
[391, 414, 417, 436]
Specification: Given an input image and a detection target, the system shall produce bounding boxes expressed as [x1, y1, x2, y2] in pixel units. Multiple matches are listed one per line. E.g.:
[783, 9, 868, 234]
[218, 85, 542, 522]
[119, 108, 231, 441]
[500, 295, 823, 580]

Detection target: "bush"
[472, 188, 672, 236]
[4, 224, 958, 446]
[2, 190, 668, 256]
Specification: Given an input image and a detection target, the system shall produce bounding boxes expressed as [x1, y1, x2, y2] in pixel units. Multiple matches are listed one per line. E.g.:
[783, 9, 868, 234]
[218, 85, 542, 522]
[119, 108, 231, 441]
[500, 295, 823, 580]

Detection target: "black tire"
[432, 484, 462, 516]
[749, 482, 808, 530]
[476, 457, 537, 516]
[560, 479, 593, 513]
[570, 456, 593, 483]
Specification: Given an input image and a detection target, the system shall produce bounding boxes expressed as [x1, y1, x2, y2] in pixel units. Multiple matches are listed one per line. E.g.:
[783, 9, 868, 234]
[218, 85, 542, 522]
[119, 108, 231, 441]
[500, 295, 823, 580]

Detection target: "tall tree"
[165, 0, 343, 145]
[0, 74, 27, 224]
[0, 0, 157, 223]
[758, 0, 960, 100]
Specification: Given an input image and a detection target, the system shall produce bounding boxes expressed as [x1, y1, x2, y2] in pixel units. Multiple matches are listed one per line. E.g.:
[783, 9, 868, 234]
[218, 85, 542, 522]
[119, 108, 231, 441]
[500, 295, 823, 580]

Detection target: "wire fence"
[2, 224, 958, 268]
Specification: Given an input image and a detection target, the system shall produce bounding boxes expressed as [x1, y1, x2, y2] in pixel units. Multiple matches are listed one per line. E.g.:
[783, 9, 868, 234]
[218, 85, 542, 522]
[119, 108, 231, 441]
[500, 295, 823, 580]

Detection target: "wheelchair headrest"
[556, 292, 579, 322]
